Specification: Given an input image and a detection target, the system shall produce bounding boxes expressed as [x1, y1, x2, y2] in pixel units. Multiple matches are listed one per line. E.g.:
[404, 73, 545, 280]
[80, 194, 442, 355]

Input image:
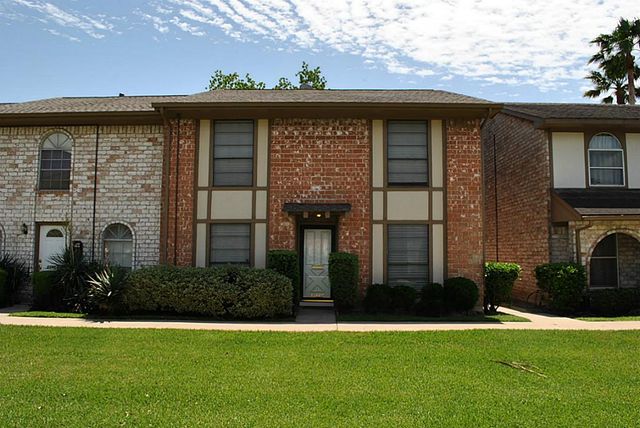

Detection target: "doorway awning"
[283, 203, 351, 214]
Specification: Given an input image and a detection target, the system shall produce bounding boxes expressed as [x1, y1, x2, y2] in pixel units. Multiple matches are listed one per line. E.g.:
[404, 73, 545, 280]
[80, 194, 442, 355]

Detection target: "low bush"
[328, 252, 359, 311]
[535, 263, 586, 314]
[363, 283, 392, 313]
[484, 262, 521, 314]
[0, 254, 29, 306]
[390, 285, 418, 313]
[587, 288, 640, 317]
[0, 269, 8, 307]
[123, 265, 293, 319]
[266, 250, 300, 306]
[32, 271, 58, 310]
[444, 277, 479, 313]
[415, 282, 444, 316]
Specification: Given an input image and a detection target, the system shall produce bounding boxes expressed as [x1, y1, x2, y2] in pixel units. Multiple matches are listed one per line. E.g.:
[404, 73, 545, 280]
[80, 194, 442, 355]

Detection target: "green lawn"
[1, 327, 639, 427]
[337, 312, 529, 322]
[577, 315, 640, 322]
[9, 311, 87, 319]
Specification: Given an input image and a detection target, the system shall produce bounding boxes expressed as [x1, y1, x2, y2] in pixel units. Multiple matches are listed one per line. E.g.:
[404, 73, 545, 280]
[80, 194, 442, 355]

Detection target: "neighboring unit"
[0, 90, 499, 302]
[483, 103, 640, 302]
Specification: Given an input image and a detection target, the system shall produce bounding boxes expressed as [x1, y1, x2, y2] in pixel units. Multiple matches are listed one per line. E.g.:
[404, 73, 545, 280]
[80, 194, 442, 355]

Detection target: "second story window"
[39, 132, 72, 190]
[213, 120, 254, 187]
[387, 120, 428, 186]
[588, 133, 624, 187]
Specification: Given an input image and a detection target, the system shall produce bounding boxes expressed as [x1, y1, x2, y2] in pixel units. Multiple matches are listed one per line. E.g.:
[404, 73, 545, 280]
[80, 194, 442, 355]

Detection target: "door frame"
[298, 224, 337, 301]
[34, 222, 68, 272]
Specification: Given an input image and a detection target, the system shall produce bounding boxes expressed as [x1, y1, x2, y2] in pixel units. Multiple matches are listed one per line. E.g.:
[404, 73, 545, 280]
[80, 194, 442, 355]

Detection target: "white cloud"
[147, 0, 639, 88]
[10, 0, 115, 39]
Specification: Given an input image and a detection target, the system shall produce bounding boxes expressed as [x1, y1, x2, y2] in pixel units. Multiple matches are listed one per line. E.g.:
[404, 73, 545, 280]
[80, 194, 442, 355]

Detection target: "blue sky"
[1, 0, 638, 103]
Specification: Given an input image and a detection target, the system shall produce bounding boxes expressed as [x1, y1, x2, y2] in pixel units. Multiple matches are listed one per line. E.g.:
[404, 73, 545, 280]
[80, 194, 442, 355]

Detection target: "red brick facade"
[482, 113, 551, 300]
[163, 118, 196, 266]
[268, 118, 371, 289]
[446, 119, 485, 290]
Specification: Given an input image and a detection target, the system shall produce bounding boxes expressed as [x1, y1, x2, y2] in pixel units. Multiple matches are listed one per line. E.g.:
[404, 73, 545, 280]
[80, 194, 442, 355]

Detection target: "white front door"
[38, 225, 66, 270]
[303, 229, 332, 299]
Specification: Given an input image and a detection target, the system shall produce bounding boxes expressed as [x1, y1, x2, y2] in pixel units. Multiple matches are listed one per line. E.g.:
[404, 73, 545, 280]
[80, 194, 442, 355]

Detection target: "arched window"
[40, 132, 72, 190]
[590, 233, 640, 289]
[588, 133, 624, 186]
[103, 224, 133, 269]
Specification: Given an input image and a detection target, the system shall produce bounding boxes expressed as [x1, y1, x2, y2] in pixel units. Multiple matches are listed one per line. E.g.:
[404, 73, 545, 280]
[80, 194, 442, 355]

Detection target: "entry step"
[299, 299, 334, 308]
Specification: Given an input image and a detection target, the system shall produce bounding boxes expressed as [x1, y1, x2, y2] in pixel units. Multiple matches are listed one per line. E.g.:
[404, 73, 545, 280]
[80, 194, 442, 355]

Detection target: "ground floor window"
[590, 233, 640, 289]
[103, 223, 133, 269]
[210, 224, 251, 266]
[387, 224, 429, 288]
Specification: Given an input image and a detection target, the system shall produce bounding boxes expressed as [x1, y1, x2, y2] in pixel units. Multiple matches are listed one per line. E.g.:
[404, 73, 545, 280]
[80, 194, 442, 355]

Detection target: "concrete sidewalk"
[1, 305, 640, 332]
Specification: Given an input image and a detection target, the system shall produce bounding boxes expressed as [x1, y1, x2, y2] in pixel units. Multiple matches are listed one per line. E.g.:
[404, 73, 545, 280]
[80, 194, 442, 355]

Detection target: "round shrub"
[390, 285, 418, 314]
[588, 288, 640, 317]
[32, 271, 59, 310]
[416, 282, 444, 316]
[329, 252, 359, 311]
[484, 262, 521, 314]
[266, 250, 300, 306]
[535, 263, 586, 314]
[363, 283, 392, 313]
[123, 265, 293, 319]
[443, 277, 479, 313]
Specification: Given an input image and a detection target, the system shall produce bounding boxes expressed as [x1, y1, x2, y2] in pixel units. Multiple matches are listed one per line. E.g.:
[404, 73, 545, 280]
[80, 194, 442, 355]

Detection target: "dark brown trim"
[0, 112, 164, 127]
[191, 119, 201, 266]
[442, 119, 449, 280]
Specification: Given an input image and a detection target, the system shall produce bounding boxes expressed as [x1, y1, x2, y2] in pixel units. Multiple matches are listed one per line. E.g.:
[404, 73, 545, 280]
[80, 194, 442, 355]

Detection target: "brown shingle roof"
[0, 95, 186, 115]
[504, 103, 640, 121]
[554, 188, 640, 216]
[152, 89, 493, 106]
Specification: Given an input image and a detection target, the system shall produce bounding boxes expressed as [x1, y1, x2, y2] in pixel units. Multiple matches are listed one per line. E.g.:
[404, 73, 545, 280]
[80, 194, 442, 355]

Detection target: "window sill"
[37, 190, 71, 195]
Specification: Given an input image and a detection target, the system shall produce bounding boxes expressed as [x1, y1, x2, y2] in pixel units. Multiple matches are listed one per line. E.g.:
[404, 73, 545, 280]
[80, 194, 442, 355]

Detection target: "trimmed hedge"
[0, 269, 8, 307]
[587, 288, 640, 317]
[535, 263, 586, 314]
[444, 277, 479, 312]
[415, 282, 444, 316]
[363, 283, 392, 313]
[484, 262, 521, 314]
[32, 271, 58, 310]
[123, 265, 293, 319]
[266, 250, 300, 306]
[328, 252, 359, 311]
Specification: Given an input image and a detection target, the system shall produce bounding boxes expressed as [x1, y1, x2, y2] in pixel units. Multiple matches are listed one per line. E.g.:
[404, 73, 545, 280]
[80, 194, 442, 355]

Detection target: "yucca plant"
[50, 247, 92, 312]
[86, 265, 129, 314]
[0, 253, 29, 306]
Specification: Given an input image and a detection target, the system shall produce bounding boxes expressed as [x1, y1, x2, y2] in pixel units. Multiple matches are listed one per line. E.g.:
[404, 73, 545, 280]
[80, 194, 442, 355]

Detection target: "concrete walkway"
[1, 305, 640, 332]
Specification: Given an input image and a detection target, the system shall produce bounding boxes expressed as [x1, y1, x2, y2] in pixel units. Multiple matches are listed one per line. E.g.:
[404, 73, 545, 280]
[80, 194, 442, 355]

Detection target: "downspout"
[91, 125, 100, 261]
[174, 115, 181, 265]
[574, 221, 592, 266]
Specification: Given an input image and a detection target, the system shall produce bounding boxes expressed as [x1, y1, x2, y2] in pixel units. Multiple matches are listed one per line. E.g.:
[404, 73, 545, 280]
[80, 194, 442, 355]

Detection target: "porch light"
[20, 223, 28, 235]
[315, 213, 322, 218]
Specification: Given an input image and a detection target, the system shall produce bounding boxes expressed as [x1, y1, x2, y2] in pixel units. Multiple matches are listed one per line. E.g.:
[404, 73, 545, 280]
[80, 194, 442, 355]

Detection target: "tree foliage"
[586, 18, 640, 105]
[208, 61, 327, 90]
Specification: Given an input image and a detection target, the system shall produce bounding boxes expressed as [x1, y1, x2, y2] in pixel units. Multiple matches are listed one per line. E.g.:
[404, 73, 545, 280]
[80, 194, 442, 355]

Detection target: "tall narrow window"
[387, 224, 429, 288]
[103, 224, 134, 269]
[210, 224, 251, 266]
[590, 234, 618, 288]
[39, 132, 72, 190]
[588, 133, 624, 186]
[213, 120, 254, 186]
[387, 121, 428, 185]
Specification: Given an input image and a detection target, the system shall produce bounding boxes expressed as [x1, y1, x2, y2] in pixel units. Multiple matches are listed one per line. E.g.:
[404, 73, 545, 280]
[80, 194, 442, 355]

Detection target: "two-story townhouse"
[482, 103, 640, 302]
[0, 90, 499, 304]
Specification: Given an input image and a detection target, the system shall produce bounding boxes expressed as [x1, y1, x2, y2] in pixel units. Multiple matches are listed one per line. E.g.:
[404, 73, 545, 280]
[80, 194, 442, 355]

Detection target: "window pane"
[105, 240, 133, 268]
[590, 168, 623, 185]
[589, 134, 621, 150]
[589, 151, 623, 168]
[40, 148, 71, 190]
[387, 121, 428, 185]
[210, 224, 251, 266]
[387, 224, 429, 288]
[213, 121, 253, 187]
[590, 258, 618, 288]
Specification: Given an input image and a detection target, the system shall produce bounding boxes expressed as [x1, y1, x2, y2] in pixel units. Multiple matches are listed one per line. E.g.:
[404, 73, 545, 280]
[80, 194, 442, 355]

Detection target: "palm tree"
[584, 64, 640, 104]
[589, 18, 640, 105]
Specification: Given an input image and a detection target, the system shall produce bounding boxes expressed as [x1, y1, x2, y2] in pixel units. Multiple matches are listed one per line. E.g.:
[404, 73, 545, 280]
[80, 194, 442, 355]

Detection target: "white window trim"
[101, 222, 136, 269]
[587, 133, 625, 188]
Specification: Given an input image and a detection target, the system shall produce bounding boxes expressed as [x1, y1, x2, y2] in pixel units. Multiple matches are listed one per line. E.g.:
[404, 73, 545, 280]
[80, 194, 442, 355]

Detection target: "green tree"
[588, 18, 640, 105]
[583, 68, 640, 104]
[207, 62, 327, 90]
[207, 70, 266, 90]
